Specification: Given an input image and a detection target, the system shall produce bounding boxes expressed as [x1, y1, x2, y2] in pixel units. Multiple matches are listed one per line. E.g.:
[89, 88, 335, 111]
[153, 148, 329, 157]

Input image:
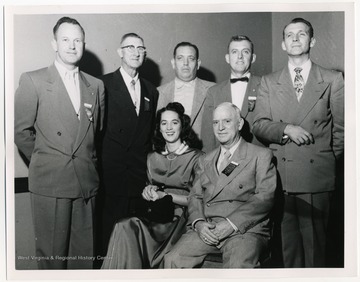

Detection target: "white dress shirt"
[54, 60, 81, 118]
[120, 67, 141, 115]
[173, 77, 196, 116]
[230, 73, 251, 110]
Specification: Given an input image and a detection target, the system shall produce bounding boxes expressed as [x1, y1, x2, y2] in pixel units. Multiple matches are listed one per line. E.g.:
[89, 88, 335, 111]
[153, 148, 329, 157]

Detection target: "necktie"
[294, 67, 304, 101]
[65, 71, 80, 119]
[218, 150, 231, 174]
[230, 77, 249, 83]
[130, 79, 139, 115]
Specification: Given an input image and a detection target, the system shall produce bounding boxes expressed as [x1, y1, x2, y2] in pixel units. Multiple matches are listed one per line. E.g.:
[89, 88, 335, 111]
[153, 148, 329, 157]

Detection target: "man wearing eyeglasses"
[98, 33, 159, 258]
[201, 35, 263, 153]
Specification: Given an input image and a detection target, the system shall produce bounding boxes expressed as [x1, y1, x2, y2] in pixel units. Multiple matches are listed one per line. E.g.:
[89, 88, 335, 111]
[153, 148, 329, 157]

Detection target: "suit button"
[280, 119, 283, 122]
[282, 157, 286, 161]
[314, 120, 318, 124]
[239, 184, 243, 189]
[72, 155, 76, 159]
[229, 200, 233, 203]
[206, 203, 210, 207]
[119, 129, 123, 133]
[310, 159, 314, 163]
[57, 131, 61, 136]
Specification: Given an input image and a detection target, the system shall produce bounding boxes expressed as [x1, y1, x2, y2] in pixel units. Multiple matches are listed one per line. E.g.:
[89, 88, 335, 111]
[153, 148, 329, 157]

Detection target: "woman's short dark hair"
[153, 102, 201, 152]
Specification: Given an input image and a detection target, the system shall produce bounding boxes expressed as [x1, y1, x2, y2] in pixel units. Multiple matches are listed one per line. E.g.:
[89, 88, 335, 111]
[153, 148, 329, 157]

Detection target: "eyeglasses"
[121, 45, 146, 54]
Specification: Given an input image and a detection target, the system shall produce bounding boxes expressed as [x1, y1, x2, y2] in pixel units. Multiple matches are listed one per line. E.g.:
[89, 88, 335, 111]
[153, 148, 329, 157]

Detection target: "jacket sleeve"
[14, 73, 38, 162]
[187, 155, 207, 224]
[330, 72, 344, 159]
[98, 80, 105, 131]
[252, 76, 288, 144]
[227, 149, 276, 234]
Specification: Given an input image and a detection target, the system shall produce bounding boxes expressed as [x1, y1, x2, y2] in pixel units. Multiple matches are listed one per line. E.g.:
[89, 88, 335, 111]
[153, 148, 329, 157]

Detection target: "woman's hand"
[142, 185, 165, 201]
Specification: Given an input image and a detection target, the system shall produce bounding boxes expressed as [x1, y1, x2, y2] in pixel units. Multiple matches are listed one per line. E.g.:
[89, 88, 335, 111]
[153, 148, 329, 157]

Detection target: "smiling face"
[282, 22, 315, 58]
[51, 23, 84, 70]
[213, 104, 243, 148]
[118, 36, 146, 72]
[160, 110, 182, 146]
[171, 45, 200, 82]
[225, 40, 256, 77]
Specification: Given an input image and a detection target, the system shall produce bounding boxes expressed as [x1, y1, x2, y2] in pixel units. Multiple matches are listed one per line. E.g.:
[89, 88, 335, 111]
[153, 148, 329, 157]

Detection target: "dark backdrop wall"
[13, 11, 344, 177]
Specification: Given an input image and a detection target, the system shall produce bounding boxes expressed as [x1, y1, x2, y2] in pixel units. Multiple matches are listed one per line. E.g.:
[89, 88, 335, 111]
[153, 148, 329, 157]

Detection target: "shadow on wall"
[139, 58, 162, 87]
[80, 50, 104, 78]
[198, 67, 216, 83]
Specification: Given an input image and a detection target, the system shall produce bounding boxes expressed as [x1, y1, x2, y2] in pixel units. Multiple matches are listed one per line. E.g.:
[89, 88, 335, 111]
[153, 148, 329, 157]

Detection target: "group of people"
[14, 15, 344, 270]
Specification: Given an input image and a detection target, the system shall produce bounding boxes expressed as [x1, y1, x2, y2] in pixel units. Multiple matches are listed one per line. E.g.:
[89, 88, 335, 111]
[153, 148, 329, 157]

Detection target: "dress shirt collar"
[230, 72, 251, 81]
[175, 77, 197, 89]
[219, 137, 242, 159]
[288, 59, 312, 83]
[54, 60, 79, 79]
[120, 67, 139, 86]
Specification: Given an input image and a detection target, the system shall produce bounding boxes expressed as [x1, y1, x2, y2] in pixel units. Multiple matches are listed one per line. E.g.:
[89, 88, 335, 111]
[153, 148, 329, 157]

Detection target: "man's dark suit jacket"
[100, 69, 159, 197]
[201, 75, 262, 153]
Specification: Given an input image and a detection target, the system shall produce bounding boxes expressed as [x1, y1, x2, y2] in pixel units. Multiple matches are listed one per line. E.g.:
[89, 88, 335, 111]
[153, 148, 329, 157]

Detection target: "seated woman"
[101, 102, 203, 269]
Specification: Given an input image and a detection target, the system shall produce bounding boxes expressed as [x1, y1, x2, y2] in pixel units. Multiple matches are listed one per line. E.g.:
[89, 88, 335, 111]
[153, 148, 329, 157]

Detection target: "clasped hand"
[195, 220, 234, 246]
[142, 185, 164, 201]
[284, 124, 314, 146]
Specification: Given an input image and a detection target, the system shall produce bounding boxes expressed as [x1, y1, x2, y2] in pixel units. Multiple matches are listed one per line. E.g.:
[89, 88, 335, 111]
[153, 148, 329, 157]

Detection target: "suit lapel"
[241, 75, 259, 118]
[73, 72, 98, 152]
[204, 148, 222, 195]
[274, 67, 300, 124]
[293, 64, 329, 125]
[190, 79, 207, 127]
[46, 65, 79, 142]
[113, 70, 139, 118]
[209, 141, 251, 201]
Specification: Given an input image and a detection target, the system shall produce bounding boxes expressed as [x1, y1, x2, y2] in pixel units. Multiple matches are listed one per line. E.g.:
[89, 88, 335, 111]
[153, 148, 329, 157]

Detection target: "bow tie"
[230, 77, 249, 83]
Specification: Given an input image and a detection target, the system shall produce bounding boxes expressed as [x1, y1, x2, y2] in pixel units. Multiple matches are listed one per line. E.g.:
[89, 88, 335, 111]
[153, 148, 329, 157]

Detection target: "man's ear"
[238, 118, 244, 131]
[197, 59, 201, 70]
[171, 58, 175, 70]
[310, 37, 316, 48]
[281, 41, 286, 51]
[251, 53, 256, 64]
[225, 54, 230, 64]
[117, 48, 123, 58]
[51, 39, 57, 52]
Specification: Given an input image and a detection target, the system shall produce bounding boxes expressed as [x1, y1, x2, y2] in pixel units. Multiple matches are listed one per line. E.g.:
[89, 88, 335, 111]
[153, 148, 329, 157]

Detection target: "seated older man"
[164, 102, 276, 268]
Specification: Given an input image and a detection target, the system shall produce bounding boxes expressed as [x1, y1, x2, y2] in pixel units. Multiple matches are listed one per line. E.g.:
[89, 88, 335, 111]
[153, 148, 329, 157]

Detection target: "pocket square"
[144, 96, 150, 111]
[84, 103, 93, 122]
[248, 96, 256, 112]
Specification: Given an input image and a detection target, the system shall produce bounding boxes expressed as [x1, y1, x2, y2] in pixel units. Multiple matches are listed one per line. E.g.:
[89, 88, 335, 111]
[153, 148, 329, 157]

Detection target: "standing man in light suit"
[164, 102, 276, 268]
[157, 42, 215, 139]
[252, 18, 344, 267]
[99, 33, 159, 257]
[14, 17, 105, 269]
[201, 35, 262, 153]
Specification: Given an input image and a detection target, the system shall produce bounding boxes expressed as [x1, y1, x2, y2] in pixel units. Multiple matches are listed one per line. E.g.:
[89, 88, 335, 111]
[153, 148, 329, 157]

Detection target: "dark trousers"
[281, 192, 332, 267]
[30, 193, 95, 269]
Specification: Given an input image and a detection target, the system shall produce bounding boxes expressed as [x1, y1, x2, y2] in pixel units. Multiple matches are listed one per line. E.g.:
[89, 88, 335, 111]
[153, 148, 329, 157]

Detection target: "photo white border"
[2, 1, 358, 281]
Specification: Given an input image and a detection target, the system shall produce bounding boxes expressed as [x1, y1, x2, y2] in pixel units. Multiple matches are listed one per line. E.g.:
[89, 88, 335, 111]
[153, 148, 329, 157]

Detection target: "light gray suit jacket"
[188, 139, 276, 237]
[201, 75, 262, 153]
[15, 64, 105, 199]
[157, 78, 215, 137]
[252, 62, 344, 193]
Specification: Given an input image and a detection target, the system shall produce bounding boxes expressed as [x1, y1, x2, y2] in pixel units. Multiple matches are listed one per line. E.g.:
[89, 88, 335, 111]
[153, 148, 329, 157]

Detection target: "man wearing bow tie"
[164, 102, 276, 268]
[201, 35, 262, 153]
[253, 18, 344, 267]
[14, 17, 105, 269]
[157, 42, 215, 139]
